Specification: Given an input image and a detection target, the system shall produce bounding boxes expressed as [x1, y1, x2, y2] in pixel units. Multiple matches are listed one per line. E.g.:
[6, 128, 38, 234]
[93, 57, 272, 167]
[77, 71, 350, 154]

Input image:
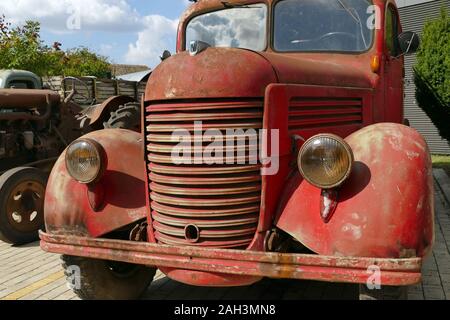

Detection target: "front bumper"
[40, 231, 422, 286]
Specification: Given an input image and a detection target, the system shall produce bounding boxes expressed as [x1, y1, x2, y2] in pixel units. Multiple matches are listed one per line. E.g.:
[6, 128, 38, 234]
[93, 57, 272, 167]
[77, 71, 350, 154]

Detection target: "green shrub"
[414, 8, 450, 141]
[0, 15, 111, 78]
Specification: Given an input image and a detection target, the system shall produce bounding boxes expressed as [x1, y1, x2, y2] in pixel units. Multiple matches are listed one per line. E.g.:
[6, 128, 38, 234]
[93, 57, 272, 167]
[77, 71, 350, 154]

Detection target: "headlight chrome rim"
[65, 138, 105, 184]
[298, 134, 354, 189]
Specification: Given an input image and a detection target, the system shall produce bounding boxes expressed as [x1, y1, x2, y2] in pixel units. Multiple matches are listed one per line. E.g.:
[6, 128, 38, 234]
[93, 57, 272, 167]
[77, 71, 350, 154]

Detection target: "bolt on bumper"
[39, 231, 422, 286]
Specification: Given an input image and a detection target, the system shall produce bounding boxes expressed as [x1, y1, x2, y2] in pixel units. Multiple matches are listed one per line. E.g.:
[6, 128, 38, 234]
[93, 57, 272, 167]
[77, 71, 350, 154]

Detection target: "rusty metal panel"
[276, 123, 434, 259]
[146, 99, 264, 249]
[145, 49, 278, 100]
[40, 231, 422, 286]
[0, 89, 61, 108]
[44, 129, 148, 238]
[258, 84, 374, 234]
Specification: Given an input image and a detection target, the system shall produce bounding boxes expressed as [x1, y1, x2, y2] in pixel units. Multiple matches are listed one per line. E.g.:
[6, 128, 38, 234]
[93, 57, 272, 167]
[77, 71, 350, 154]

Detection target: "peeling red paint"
[41, 0, 432, 290]
[276, 123, 434, 259]
[40, 231, 422, 286]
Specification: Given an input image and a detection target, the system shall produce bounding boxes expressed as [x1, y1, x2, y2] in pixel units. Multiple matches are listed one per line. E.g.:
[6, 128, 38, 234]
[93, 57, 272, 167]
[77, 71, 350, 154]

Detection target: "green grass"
[432, 155, 450, 177]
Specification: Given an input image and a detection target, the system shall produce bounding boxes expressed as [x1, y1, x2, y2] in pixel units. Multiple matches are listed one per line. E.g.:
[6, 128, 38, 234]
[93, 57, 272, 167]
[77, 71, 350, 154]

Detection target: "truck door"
[384, 4, 404, 124]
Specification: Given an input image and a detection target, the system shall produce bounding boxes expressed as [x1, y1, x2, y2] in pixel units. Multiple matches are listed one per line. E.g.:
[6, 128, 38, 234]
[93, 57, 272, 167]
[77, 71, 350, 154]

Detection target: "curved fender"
[276, 123, 434, 258]
[79, 95, 136, 131]
[44, 129, 147, 237]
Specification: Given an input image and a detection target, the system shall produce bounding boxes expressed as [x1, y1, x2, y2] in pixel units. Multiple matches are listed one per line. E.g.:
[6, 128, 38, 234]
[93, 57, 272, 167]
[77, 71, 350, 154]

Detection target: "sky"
[0, 0, 192, 68]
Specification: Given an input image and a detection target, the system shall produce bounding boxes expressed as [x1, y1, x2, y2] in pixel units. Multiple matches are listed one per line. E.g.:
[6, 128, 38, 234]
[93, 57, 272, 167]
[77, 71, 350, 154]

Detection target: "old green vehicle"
[0, 69, 43, 89]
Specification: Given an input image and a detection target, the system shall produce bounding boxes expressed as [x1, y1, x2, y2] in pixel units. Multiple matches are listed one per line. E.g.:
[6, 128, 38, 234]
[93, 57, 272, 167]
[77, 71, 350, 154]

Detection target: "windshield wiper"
[336, 0, 359, 23]
[336, 0, 368, 48]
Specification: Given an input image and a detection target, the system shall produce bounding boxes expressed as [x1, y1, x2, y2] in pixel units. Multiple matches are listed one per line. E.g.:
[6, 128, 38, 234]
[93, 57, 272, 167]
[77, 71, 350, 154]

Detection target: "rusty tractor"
[41, 0, 433, 300]
[0, 70, 141, 244]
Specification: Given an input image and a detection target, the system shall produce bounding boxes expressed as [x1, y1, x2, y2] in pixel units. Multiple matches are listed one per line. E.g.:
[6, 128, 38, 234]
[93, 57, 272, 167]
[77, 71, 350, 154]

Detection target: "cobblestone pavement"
[0, 169, 449, 300]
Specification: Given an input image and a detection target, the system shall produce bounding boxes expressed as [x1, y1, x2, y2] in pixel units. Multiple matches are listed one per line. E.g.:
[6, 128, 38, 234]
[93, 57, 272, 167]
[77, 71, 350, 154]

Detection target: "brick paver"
[0, 169, 449, 300]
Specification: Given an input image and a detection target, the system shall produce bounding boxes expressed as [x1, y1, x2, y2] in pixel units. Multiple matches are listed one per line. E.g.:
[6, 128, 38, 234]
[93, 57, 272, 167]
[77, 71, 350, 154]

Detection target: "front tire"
[103, 103, 141, 131]
[62, 255, 156, 300]
[359, 285, 408, 300]
[0, 167, 47, 245]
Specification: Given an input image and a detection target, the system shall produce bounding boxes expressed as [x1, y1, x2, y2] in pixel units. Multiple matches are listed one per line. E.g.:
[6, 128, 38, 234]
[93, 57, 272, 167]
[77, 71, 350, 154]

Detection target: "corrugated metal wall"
[398, 0, 450, 155]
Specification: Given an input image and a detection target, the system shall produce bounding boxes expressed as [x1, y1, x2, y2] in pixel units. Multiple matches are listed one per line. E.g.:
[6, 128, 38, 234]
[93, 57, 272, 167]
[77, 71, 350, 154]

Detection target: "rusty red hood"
[260, 52, 375, 89]
[145, 48, 278, 101]
[145, 48, 374, 101]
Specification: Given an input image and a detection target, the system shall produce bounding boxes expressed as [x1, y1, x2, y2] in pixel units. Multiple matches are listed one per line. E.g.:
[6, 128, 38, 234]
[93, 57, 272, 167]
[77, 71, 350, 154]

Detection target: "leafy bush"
[414, 8, 450, 141]
[0, 15, 111, 78]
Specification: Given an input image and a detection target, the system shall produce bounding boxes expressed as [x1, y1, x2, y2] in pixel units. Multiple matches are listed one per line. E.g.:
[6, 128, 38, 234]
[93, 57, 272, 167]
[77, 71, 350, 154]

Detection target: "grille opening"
[146, 99, 263, 249]
[184, 224, 200, 243]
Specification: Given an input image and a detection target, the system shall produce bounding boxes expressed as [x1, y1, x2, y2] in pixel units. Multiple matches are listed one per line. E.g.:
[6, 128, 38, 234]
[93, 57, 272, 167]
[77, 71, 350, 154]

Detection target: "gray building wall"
[398, 0, 450, 154]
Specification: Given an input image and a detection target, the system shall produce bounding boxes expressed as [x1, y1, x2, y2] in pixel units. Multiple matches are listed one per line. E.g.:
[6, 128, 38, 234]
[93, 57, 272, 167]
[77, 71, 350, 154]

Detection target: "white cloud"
[124, 0, 192, 67]
[0, 0, 191, 66]
[124, 15, 178, 68]
[0, 0, 143, 33]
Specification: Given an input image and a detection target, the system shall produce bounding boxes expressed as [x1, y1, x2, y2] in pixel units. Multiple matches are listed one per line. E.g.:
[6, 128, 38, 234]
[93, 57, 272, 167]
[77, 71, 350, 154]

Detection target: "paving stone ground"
[0, 169, 449, 300]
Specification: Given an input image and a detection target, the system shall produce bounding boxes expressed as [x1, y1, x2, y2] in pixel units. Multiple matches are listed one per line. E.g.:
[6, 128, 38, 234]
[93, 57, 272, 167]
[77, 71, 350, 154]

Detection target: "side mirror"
[398, 31, 420, 56]
[160, 50, 171, 61]
[189, 40, 211, 56]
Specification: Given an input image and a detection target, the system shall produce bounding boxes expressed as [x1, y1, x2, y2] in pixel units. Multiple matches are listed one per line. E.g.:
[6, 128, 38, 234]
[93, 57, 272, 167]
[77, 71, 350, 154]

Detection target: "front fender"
[276, 123, 434, 258]
[79, 95, 136, 131]
[44, 129, 147, 237]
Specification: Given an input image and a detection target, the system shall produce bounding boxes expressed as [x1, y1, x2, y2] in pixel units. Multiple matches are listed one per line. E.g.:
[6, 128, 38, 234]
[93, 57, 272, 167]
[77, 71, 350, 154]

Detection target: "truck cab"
[0, 70, 43, 89]
[40, 0, 433, 300]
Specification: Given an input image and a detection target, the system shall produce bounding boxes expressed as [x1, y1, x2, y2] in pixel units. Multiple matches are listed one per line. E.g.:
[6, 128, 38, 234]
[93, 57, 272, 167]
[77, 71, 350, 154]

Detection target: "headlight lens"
[65, 139, 104, 184]
[298, 134, 353, 189]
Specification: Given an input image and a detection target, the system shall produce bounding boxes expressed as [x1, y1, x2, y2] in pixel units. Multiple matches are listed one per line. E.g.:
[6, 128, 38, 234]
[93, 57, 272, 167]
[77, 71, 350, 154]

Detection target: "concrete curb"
[434, 168, 450, 207]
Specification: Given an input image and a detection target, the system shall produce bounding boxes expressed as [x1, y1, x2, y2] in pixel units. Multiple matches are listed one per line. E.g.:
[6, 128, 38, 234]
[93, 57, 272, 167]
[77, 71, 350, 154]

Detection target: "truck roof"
[183, 0, 392, 13]
[0, 69, 42, 89]
[0, 69, 40, 79]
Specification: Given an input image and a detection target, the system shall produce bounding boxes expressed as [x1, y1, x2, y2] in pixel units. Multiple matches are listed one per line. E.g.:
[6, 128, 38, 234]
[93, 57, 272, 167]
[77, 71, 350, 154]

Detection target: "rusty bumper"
[39, 231, 422, 286]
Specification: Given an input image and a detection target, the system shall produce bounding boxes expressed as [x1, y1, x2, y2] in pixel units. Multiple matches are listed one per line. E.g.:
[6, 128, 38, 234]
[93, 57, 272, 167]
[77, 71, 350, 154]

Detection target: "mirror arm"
[394, 52, 406, 60]
[405, 33, 416, 55]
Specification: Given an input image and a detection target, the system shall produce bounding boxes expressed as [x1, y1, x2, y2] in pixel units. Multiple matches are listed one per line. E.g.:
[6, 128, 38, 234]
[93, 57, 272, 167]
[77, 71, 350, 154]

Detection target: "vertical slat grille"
[146, 100, 263, 249]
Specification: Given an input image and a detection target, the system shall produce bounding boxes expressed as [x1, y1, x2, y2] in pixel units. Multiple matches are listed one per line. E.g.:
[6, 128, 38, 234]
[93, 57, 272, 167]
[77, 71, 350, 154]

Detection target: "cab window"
[385, 6, 400, 56]
[8, 80, 36, 89]
[274, 0, 374, 52]
[185, 4, 268, 51]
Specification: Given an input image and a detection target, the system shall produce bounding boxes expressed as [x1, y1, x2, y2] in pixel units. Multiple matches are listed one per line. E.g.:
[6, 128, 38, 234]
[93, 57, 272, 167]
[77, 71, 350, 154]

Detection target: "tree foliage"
[414, 8, 450, 141]
[0, 15, 111, 78]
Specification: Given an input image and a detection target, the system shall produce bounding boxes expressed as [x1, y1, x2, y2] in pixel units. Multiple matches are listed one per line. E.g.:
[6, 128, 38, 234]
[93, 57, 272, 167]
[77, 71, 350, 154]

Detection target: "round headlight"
[65, 139, 104, 184]
[298, 134, 354, 189]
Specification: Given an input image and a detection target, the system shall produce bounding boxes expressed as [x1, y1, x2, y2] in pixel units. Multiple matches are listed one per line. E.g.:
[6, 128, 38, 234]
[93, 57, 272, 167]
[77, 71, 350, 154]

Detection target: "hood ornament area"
[189, 40, 211, 56]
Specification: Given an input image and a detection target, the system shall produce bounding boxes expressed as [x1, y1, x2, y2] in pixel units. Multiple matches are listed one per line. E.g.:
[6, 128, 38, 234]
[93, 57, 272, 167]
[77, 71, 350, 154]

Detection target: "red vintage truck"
[40, 0, 433, 300]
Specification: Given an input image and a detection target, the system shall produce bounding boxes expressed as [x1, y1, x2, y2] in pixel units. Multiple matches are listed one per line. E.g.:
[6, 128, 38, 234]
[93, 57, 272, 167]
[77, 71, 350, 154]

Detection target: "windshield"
[274, 0, 374, 52]
[185, 4, 267, 51]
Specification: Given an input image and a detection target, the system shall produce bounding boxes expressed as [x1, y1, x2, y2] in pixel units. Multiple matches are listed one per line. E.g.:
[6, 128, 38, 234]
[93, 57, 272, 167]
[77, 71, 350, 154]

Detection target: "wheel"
[103, 103, 141, 131]
[0, 167, 47, 245]
[62, 255, 156, 300]
[359, 285, 408, 300]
